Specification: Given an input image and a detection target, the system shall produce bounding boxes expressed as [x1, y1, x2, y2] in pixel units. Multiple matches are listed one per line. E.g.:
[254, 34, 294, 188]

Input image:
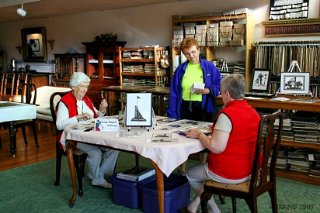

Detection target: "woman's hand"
[99, 99, 108, 114]
[77, 113, 91, 121]
[185, 128, 202, 139]
[194, 88, 210, 94]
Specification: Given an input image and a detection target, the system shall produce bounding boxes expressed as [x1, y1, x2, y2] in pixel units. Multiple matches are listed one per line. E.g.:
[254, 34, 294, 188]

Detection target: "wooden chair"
[0, 72, 5, 95]
[200, 111, 283, 213]
[1, 82, 39, 149]
[2, 72, 16, 97]
[50, 91, 87, 196]
[13, 82, 39, 147]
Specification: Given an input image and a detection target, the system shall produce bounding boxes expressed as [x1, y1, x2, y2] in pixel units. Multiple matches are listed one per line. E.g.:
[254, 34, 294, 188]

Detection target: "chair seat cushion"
[205, 180, 250, 193]
[37, 106, 51, 115]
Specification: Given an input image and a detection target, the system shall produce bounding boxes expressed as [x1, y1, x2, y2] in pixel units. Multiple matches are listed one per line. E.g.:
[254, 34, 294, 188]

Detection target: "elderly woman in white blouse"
[56, 72, 118, 188]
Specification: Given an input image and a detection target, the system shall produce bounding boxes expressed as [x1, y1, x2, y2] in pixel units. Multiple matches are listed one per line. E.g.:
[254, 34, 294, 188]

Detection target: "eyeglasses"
[77, 84, 89, 90]
[183, 49, 198, 57]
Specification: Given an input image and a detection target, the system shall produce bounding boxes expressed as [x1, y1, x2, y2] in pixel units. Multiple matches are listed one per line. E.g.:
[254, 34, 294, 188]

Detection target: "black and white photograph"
[251, 69, 271, 92]
[280, 72, 310, 94]
[125, 93, 152, 127]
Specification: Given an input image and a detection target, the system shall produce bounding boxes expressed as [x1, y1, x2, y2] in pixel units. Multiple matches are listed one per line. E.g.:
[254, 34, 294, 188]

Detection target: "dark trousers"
[181, 101, 216, 122]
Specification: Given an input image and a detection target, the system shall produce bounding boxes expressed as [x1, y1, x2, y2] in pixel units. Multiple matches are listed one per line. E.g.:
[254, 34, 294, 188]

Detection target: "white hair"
[69, 72, 90, 88]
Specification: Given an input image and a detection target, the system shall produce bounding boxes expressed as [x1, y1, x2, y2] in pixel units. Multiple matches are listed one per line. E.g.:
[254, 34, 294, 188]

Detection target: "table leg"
[151, 161, 164, 213]
[9, 121, 17, 158]
[159, 94, 165, 116]
[66, 140, 78, 208]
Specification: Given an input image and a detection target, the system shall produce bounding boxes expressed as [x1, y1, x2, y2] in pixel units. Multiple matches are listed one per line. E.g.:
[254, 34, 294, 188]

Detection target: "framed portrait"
[21, 27, 47, 62]
[280, 72, 310, 94]
[125, 93, 152, 127]
[251, 69, 271, 92]
[220, 72, 231, 79]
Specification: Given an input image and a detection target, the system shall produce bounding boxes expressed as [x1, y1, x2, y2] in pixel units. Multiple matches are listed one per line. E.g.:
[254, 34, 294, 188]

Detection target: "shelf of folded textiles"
[213, 43, 246, 48]
[280, 140, 320, 151]
[276, 169, 320, 185]
[121, 72, 155, 76]
[121, 58, 154, 63]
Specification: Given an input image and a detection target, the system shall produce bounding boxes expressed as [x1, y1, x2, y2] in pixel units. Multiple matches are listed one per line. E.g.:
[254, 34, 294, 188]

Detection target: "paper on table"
[270, 97, 291, 101]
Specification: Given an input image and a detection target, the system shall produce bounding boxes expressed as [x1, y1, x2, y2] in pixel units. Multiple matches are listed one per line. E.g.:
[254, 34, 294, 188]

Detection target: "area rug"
[0, 152, 319, 213]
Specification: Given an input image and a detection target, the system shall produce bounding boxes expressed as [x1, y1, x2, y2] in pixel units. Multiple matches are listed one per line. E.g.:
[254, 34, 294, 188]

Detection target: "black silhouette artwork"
[131, 96, 146, 121]
[254, 73, 267, 87]
[27, 39, 37, 57]
[284, 77, 304, 90]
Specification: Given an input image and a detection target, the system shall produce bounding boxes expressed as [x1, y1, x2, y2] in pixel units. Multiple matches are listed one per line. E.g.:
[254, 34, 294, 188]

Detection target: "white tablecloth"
[0, 101, 36, 123]
[62, 117, 211, 177]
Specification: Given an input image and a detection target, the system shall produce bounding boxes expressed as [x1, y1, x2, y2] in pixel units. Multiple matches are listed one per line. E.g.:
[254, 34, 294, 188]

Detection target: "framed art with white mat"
[125, 93, 152, 127]
[280, 72, 310, 95]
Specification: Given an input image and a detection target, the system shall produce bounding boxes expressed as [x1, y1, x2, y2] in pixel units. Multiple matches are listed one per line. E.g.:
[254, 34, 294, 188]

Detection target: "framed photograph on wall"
[280, 72, 310, 94]
[125, 93, 152, 127]
[251, 69, 271, 92]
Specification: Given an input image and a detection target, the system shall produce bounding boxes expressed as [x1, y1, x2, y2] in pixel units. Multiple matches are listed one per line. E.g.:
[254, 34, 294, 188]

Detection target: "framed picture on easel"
[125, 93, 152, 127]
[280, 72, 310, 94]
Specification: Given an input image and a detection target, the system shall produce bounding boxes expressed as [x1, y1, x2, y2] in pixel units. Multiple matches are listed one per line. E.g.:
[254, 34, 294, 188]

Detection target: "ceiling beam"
[0, 0, 40, 8]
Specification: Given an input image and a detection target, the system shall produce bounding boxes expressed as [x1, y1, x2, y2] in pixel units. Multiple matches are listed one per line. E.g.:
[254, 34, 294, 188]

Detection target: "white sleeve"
[213, 112, 232, 133]
[56, 102, 78, 130]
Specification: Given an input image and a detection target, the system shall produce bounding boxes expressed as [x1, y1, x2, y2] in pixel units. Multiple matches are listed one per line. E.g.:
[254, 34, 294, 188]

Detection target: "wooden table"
[62, 117, 210, 211]
[102, 85, 170, 116]
[229, 96, 320, 112]
[0, 101, 36, 157]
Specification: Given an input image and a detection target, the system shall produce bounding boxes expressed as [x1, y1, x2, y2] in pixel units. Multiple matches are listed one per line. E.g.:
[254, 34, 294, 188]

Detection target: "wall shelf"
[262, 18, 320, 37]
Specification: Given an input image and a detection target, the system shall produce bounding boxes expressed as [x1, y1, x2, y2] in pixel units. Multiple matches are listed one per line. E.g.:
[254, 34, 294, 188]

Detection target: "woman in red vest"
[56, 72, 118, 189]
[184, 74, 260, 213]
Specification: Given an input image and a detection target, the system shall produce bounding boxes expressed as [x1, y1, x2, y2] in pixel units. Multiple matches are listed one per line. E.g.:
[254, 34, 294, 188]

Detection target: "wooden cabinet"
[119, 47, 170, 87]
[171, 13, 253, 90]
[82, 41, 126, 107]
[53, 53, 86, 87]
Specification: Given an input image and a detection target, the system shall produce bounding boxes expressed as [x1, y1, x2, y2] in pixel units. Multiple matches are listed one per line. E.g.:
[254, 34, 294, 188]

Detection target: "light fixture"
[17, 3, 27, 17]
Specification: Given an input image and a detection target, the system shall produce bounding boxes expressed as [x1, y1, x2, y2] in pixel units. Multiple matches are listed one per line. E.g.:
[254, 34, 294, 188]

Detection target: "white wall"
[0, 0, 319, 69]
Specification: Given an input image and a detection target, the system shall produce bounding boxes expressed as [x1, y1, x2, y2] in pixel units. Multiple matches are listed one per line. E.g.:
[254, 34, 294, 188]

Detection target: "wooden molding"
[262, 18, 320, 37]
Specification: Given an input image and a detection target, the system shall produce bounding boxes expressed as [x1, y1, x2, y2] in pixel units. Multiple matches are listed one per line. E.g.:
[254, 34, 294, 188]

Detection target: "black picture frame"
[21, 27, 48, 62]
[251, 69, 271, 92]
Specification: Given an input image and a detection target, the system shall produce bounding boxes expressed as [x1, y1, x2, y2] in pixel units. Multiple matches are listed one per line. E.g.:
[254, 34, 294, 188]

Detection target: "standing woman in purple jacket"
[167, 37, 221, 175]
[167, 37, 221, 122]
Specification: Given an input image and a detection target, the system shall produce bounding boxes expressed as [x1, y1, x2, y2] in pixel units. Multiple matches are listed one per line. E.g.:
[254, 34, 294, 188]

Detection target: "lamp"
[17, 3, 27, 17]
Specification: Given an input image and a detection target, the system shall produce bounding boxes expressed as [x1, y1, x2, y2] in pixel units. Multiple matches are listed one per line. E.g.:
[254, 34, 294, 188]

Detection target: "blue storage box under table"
[111, 174, 155, 209]
[139, 174, 190, 213]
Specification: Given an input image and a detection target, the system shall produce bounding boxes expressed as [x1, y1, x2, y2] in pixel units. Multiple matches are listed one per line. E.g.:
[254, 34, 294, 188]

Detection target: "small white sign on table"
[94, 118, 119, 131]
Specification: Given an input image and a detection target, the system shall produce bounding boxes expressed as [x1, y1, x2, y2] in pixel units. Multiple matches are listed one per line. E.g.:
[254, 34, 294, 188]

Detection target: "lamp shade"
[17, 8, 27, 17]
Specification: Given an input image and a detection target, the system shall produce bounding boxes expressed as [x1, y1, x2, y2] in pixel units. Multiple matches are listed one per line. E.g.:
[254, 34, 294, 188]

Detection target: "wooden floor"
[0, 120, 56, 171]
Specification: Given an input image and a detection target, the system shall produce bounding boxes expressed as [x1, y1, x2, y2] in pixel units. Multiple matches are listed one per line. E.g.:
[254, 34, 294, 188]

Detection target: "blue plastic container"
[139, 174, 190, 213]
[111, 174, 155, 209]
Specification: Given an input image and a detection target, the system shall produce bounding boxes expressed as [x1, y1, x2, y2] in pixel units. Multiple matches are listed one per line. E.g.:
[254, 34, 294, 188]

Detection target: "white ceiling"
[0, 0, 192, 23]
